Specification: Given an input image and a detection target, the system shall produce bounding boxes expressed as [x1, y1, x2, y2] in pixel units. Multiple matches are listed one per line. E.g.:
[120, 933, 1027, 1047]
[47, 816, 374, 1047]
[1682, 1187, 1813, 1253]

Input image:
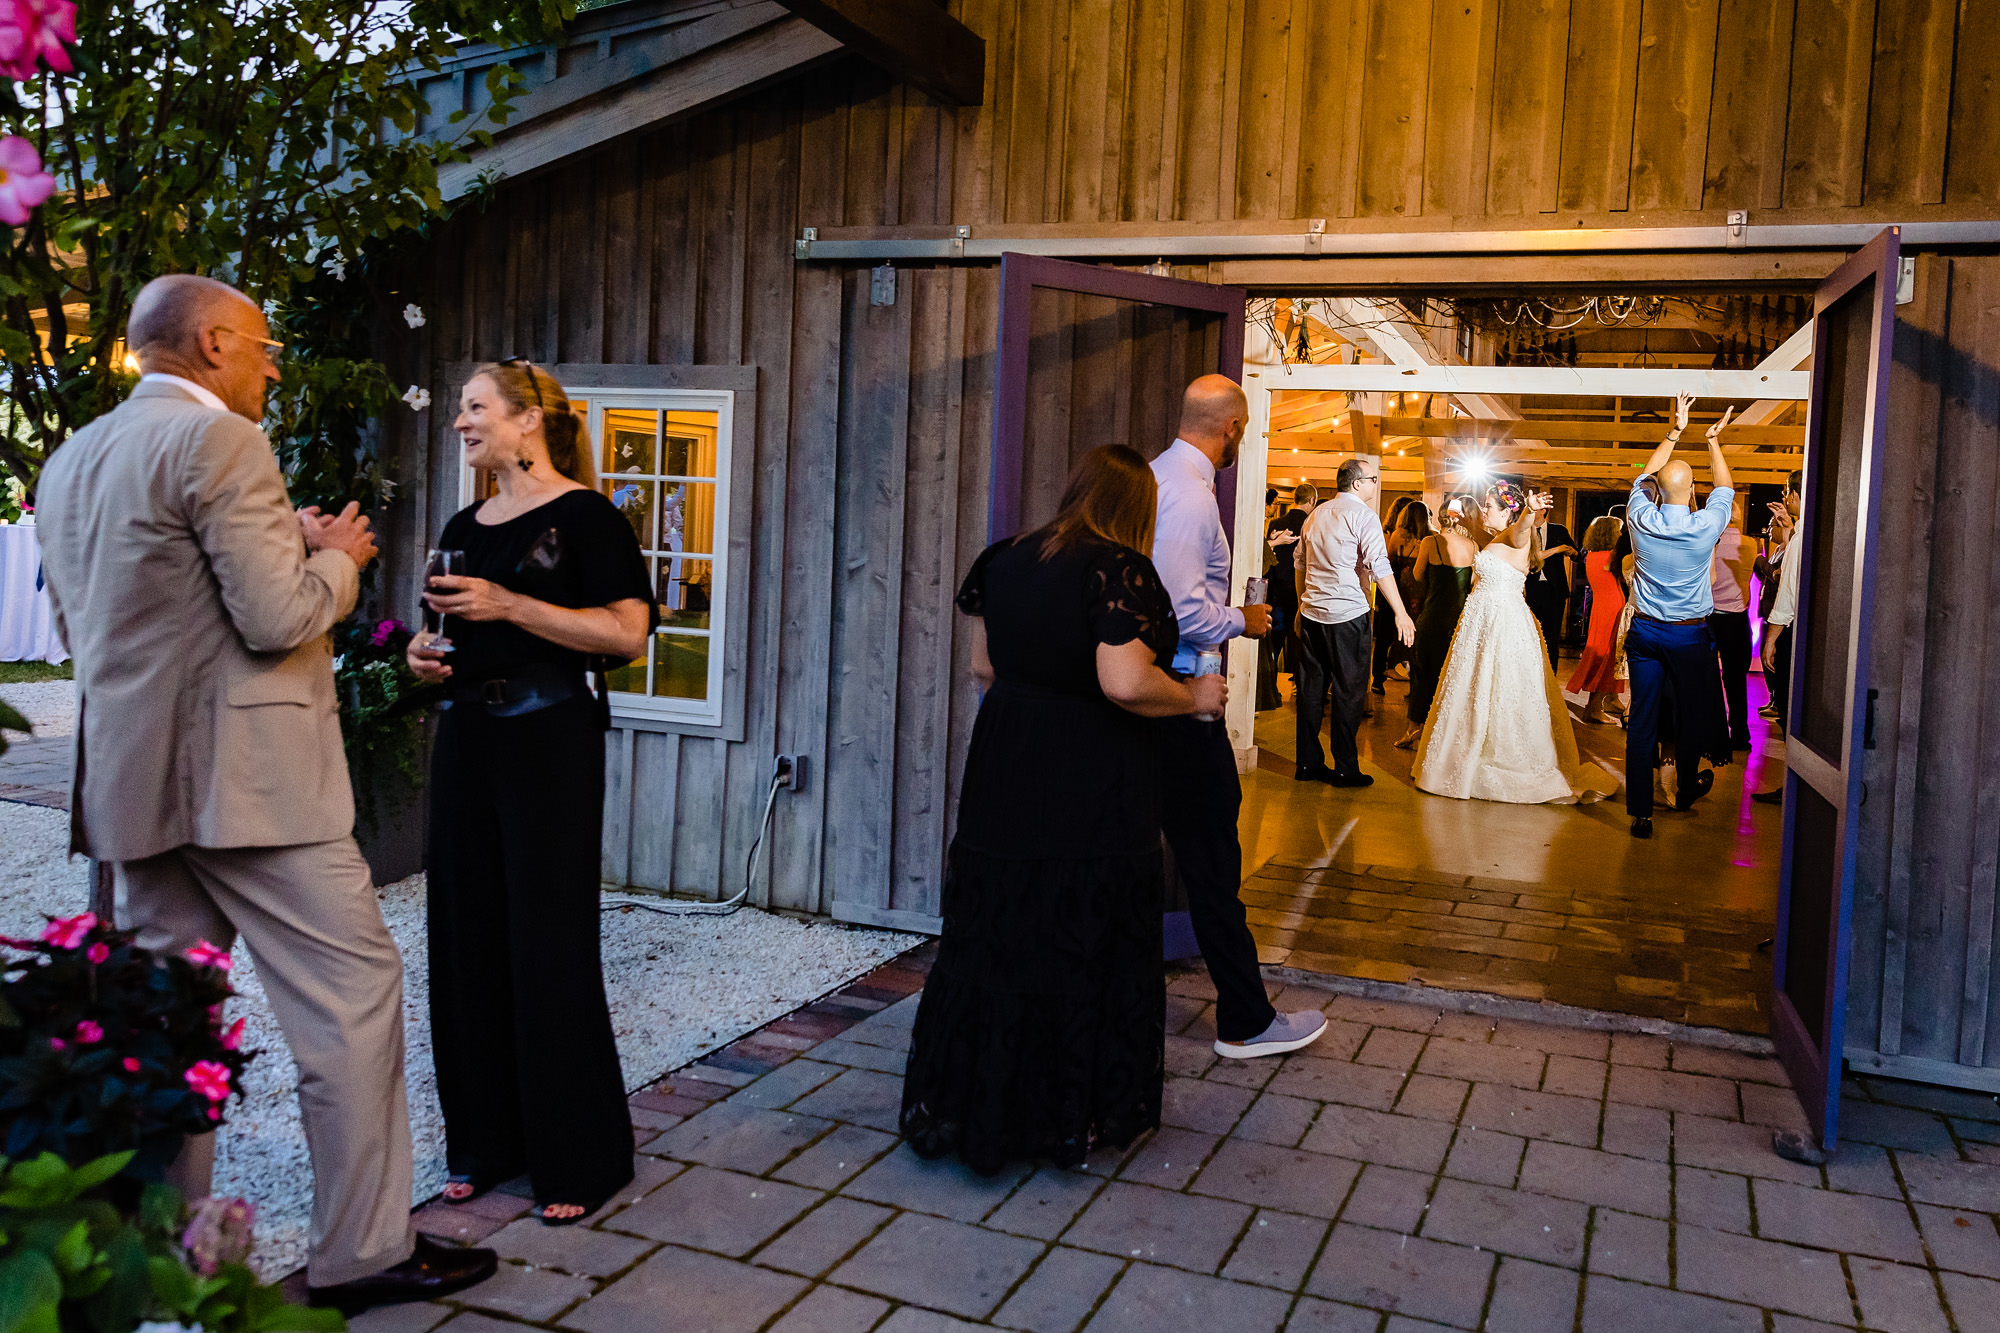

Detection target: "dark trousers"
[1769, 625, 1793, 734]
[428, 695, 634, 1207]
[1370, 597, 1403, 686]
[1528, 595, 1565, 670]
[1158, 716, 1276, 1043]
[1709, 610, 1753, 749]
[1625, 617, 1722, 819]
[1297, 613, 1372, 776]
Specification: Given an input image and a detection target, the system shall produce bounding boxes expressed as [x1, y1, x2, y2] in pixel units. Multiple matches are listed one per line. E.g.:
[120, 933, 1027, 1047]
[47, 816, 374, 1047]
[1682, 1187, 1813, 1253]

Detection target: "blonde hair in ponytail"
[474, 360, 597, 488]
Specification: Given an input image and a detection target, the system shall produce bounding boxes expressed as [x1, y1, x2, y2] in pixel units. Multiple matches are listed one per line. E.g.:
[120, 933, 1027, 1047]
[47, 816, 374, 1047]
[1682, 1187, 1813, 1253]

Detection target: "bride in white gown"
[1414, 482, 1618, 805]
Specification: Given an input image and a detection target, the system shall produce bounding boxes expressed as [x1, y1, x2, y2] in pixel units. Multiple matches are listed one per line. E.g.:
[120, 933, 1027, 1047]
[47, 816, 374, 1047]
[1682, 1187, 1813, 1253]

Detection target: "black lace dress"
[900, 534, 1178, 1175]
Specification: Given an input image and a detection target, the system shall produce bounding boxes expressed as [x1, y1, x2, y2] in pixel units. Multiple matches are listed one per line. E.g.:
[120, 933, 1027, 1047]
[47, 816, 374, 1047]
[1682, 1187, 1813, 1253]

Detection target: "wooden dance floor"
[1238, 657, 1783, 1034]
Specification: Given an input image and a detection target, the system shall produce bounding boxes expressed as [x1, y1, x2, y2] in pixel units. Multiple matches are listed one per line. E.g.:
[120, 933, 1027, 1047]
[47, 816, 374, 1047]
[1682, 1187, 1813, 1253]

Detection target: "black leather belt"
[1633, 613, 1709, 627]
[443, 663, 589, 718]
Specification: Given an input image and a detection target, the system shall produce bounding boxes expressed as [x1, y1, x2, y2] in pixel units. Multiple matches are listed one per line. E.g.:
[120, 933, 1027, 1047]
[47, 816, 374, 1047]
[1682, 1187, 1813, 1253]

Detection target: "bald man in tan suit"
[35, 275, 495, 1312]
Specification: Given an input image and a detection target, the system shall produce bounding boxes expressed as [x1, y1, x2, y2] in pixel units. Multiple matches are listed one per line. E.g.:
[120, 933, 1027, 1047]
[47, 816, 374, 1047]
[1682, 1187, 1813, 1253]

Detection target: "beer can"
[1191, 647, 1224, 721]
[1244, 575, 1268, 605]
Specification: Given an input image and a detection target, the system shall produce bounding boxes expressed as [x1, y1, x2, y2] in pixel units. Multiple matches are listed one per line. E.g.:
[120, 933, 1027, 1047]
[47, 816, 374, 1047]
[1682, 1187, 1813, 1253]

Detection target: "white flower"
[402, 303, 426, 328]
[402, 385, 430, 411]
[262, 299, 277, 316]
[324, 251, 346, 281]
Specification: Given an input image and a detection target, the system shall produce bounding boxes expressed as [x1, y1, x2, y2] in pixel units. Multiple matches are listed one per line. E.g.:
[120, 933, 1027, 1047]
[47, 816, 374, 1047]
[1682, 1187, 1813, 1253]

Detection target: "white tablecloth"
[0, 523, 67, 663]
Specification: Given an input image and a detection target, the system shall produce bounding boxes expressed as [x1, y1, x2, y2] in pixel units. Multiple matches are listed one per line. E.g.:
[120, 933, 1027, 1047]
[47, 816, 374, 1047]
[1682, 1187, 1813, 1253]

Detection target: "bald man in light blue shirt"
[1624, 396, 1737, 837]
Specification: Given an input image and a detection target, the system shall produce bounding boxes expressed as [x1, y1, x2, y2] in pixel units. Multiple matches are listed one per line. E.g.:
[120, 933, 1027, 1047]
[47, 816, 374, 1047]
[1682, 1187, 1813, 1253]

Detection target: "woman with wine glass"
[405, 360, 652, 1225]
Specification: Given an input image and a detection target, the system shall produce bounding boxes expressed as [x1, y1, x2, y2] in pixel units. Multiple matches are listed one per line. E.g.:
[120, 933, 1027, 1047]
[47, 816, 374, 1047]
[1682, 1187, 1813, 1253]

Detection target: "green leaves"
[0, 1153, 134, 1210]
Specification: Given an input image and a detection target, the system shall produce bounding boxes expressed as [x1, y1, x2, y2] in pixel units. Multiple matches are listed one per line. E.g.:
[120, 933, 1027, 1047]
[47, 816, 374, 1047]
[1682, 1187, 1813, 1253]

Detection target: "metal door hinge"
[1864, 687, 1879, 749]
[871, 263, 898, 306]
[1897, 257, 1916, 305]
[952, 225, 970, 259]
[795, 226, 818, 260]
[1726, 210, 1748, 249]
[1305, 217, 1326, 256]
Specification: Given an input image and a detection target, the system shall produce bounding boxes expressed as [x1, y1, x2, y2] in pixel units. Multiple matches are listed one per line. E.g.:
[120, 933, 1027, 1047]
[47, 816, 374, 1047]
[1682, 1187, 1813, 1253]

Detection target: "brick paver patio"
[320, 949, 2000, 1330]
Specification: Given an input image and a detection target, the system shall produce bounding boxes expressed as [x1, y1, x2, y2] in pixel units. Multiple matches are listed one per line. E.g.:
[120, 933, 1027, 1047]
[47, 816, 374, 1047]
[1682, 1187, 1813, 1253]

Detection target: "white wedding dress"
[1413, 549, 1619, 804]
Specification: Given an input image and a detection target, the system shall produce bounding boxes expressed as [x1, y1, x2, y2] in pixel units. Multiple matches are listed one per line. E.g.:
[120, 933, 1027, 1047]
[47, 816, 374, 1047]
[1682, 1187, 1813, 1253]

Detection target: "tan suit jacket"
[36, 381, 361, 861]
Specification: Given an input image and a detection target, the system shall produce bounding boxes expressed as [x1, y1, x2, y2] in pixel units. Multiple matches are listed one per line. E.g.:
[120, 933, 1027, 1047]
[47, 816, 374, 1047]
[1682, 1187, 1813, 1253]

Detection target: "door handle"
[1864, 688, 1879, 750]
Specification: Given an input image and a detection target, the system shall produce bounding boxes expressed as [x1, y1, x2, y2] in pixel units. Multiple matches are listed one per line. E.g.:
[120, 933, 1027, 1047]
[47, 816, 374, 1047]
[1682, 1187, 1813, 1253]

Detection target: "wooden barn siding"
[756, 0, 2000, 232]
[1848, 252, 2000, 1073]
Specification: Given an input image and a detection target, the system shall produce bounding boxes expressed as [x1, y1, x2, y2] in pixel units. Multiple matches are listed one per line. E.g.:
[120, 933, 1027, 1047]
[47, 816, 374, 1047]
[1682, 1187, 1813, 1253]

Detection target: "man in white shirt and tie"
[1149, 375, 1328, 1060]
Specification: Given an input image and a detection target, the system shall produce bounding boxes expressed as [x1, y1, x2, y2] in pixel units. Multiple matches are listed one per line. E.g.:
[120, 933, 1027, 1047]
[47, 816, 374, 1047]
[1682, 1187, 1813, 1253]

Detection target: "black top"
[433, 489, 652, 682]
[951, 534, 1178, 858]
[1265, 507, 1309, 603]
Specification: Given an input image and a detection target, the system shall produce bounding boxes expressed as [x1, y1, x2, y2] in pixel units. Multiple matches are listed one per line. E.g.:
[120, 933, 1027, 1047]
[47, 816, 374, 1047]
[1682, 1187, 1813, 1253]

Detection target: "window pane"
[657, 481, 716, 557]
[603, 408, 658, 474]
[658, 557, 713, 629]
[652, 633, 710, 700]
[604, 476, 655, 547]
[662, 411, 719, 478]
[604, 652, 647, 695]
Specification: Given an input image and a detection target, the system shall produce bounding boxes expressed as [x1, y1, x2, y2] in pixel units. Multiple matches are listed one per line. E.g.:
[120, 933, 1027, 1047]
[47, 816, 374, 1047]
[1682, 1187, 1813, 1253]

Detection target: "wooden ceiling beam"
[773, 0, 985, 105]
[1270, 418, 1805, 446]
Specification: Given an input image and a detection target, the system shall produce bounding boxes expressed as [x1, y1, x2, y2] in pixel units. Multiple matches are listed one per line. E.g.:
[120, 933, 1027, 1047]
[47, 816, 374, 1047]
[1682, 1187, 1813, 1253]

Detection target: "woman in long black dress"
[406, 361, 651, 1224]
[1398, 496, 1478, 749]
[901, 445, 1225, 1176]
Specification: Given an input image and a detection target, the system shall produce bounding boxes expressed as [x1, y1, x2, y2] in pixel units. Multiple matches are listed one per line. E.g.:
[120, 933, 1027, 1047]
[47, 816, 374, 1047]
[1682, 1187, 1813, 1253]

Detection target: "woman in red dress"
[1566, 516, 1627, 724]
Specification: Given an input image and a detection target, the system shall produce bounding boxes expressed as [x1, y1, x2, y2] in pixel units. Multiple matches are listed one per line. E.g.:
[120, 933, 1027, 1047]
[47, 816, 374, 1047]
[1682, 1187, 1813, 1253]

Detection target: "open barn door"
[991, 254, 1247, 958]
[1770, 227, 1901, 1159]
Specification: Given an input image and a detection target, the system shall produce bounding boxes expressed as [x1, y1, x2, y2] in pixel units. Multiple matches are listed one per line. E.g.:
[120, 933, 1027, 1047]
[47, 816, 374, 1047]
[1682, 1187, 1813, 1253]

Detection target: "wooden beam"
[1271, 417, 1806, 446]
[774, 0, 985, 105]
[1254, 363, 1810, 399]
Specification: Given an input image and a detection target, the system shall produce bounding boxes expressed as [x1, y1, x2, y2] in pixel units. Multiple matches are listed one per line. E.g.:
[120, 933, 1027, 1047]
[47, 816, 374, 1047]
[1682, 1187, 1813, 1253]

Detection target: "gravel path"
[0, 679, 75, 737]
[0, 797, 915, 1277]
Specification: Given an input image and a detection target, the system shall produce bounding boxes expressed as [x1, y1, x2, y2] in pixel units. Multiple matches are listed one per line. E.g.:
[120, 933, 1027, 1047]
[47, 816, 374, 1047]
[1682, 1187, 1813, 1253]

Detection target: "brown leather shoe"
[307, 1236, 498, 1314]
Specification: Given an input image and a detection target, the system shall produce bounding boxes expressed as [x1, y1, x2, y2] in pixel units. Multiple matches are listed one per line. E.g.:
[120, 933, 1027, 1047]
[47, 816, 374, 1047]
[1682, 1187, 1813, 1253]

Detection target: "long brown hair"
[1484, 480, 1544, 572]
[1582, 515, 1622, 552]
[1033, 445, 1158, 559]
[472, 360, 596, 487]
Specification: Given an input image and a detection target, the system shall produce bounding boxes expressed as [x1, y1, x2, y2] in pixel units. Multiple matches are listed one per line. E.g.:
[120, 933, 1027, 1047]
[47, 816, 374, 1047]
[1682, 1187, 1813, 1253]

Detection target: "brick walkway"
[336, 949, 2000, 1333]
[0, 733, 72, 809]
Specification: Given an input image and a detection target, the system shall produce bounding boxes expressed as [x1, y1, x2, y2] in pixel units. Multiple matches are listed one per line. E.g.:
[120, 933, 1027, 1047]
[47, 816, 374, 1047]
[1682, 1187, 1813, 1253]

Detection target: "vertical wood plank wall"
[379, 0, 2000, 933]
[1848, 253, 2000, 1079]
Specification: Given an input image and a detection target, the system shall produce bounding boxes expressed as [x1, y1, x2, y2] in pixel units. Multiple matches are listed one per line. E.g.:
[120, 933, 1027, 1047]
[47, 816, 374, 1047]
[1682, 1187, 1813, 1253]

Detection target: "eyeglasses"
[212, 327, 284, 366]
[499, 356, 545, 414]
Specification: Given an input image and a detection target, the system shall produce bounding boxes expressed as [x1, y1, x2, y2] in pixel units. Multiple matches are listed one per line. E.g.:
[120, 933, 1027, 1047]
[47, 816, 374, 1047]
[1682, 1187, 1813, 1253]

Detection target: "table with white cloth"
[0, 522, 67, 663]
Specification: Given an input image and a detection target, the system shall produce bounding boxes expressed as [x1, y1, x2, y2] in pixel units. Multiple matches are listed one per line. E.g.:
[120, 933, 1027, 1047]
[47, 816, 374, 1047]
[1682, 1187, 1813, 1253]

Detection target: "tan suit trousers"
[114, 837, 416, 1287]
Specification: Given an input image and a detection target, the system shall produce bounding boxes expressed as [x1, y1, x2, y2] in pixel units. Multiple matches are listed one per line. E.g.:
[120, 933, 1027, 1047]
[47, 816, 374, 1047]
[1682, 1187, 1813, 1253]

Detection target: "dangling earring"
[517, 455, 533, 472]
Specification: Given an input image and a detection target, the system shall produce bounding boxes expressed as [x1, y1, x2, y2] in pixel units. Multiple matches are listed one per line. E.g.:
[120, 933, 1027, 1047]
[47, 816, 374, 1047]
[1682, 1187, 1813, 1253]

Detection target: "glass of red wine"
[422, 549, 465, 652]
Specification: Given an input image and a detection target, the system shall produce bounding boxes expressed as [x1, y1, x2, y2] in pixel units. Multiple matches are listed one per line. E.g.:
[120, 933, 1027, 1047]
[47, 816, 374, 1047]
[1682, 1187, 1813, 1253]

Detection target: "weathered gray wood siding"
[1846, 251, 2000, 1089]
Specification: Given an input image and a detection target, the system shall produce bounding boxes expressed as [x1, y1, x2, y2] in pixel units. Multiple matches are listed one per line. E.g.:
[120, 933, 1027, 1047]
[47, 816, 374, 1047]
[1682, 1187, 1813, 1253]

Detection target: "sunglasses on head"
[499, 356, 545, 414]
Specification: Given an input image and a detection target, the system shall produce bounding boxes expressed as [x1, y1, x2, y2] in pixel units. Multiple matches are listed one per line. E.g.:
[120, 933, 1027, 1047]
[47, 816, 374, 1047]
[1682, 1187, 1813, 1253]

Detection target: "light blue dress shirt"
[1628, 481, 1735, 622]
[1150, 440, 1244, 673]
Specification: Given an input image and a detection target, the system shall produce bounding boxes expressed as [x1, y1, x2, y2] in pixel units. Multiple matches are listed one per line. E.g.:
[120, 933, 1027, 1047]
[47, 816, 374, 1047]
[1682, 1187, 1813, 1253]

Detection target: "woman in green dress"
[1398, 496, 1479, 750]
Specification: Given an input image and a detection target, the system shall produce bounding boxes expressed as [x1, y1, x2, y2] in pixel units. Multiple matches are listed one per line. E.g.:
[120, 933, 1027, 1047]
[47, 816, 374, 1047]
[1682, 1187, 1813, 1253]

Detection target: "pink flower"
[0, 0, 75, 80]
[123, 1057, 141, 1072]
[86, 942, 109, 964]
[207, 1107, 221, 1122]
[74, 1019, 102, 1043]
[220, 1017, 246, 1051]
[184, 940, 232, 972]
[185, 1060, 232, 1102]
[182, 1196, 255, 1275]
[40, 911, 96, 950]
[48, 1036, 64, 1050]
[0, 134, 53, 227]
[368, 618, 407, 647]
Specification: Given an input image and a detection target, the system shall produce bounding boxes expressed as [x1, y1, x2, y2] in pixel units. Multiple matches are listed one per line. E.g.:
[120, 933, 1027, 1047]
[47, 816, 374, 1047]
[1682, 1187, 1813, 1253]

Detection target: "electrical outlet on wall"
[774, 754, 807, 793]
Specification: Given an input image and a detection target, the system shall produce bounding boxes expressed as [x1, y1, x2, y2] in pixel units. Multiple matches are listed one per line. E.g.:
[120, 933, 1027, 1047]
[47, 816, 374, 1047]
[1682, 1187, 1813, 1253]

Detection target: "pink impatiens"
[184, 939, 233, 972]
[0, 0, 76, 80]
[74, 1019, 102, 1043]
[40, 911, 96, 950]
[185, 1060, 232, 1102]
[219, 1017, 246, 1051]
[86, 942, 109, 964]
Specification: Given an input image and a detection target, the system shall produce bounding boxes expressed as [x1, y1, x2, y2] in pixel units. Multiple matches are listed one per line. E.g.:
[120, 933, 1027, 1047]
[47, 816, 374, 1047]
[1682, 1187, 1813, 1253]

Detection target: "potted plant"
[333, 619, 439, 884]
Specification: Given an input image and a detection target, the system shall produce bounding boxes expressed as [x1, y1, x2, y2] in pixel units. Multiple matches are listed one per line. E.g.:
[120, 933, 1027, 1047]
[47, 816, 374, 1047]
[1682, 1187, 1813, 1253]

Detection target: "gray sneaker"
[1213, 1010, 1328, 1059]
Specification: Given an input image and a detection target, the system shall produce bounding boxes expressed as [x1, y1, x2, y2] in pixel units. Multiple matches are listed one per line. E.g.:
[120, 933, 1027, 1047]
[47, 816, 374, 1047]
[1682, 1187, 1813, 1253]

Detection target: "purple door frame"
[1769, 226, 1900, 1159]
[989, 253, 1249, 963]
[989, 253, 1249, 542]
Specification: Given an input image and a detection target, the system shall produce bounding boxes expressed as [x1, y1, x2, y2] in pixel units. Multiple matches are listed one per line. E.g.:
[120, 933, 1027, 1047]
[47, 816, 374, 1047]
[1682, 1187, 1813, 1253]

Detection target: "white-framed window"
[458, 386, 736, 728]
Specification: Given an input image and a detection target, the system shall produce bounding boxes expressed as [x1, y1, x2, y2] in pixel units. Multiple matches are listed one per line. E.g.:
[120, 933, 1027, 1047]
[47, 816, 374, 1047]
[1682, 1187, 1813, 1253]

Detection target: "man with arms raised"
[1150, 375, 1327, 1059]
[35, 275, 496, 1311]
[1623, 393, 1737, 838]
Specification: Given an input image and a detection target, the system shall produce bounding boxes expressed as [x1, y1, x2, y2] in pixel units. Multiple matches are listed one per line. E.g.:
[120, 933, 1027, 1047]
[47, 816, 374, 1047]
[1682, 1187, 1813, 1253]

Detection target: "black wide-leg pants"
[427, 695, 633, 1209]
[1158, 716, 1277, 1043]
[1708, 610, 1753, 750]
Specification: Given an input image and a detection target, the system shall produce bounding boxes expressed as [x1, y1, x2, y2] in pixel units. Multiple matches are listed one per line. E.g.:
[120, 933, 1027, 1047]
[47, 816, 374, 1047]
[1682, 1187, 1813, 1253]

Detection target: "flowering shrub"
[0, 916, 253, 1181]
[0, 1150, 341, 1333]
[333, 617, 439, 830]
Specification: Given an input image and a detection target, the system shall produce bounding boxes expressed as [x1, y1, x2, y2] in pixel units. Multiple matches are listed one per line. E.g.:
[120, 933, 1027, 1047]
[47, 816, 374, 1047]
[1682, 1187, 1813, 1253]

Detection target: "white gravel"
[0, 679, 75, 737]
[0, 799, 915, 1277]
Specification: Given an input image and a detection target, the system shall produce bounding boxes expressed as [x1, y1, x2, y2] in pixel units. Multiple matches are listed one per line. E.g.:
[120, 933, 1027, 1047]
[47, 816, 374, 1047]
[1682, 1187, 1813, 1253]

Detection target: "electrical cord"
[600, 766, 787, 918]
